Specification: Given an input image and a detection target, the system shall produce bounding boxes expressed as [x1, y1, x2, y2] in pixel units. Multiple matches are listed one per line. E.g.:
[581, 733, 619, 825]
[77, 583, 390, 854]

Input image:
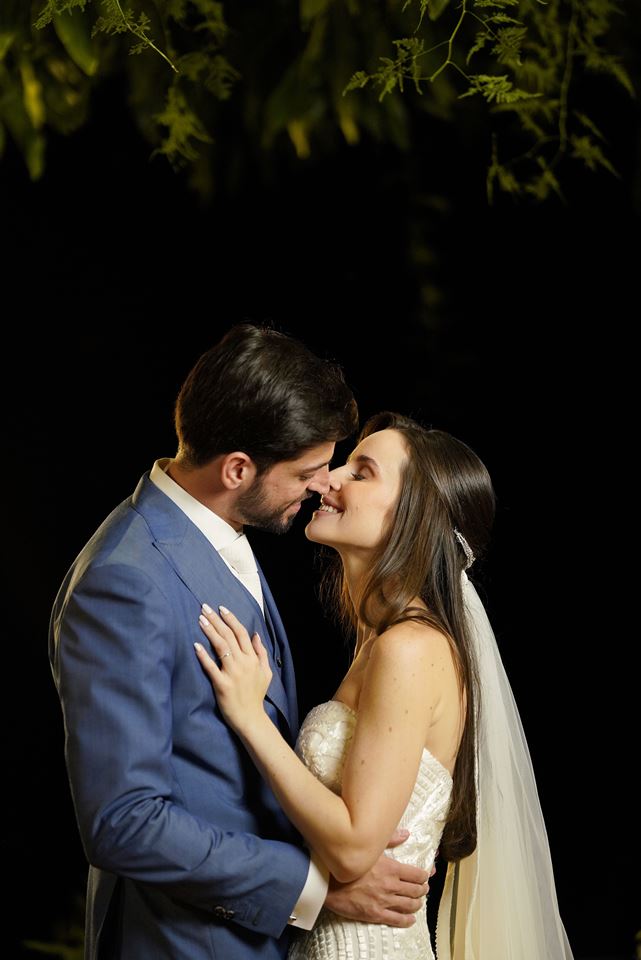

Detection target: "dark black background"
[3, 48, 639, 959]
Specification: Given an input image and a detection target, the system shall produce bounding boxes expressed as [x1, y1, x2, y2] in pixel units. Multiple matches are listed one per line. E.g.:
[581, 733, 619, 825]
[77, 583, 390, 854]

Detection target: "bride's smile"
[306, 428, 407, 555]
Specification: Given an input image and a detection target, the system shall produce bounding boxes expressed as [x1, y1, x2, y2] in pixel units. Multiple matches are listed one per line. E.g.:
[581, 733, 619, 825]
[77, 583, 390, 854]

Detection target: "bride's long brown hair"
[319, 412, 496, 861]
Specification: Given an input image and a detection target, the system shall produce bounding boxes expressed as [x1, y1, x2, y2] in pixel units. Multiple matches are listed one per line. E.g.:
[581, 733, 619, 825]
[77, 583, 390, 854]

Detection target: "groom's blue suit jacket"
[48, 471, 311, 960]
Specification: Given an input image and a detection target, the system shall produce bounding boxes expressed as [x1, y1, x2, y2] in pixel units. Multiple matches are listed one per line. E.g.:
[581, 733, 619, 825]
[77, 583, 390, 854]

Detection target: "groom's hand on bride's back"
[323, 829, 434, 927]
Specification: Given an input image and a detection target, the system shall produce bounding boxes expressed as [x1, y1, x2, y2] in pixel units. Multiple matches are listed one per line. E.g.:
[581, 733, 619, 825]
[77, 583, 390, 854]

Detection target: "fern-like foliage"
[34, 0, 89, 31]
[0, 0, 635, 203]
[91, 0, 178, 72]
[345, 37, 427, 100]
[344, 0, 636, 201]
[151, 81, 214, 164]
[0, 0, 241, 178]
[459, 72, 541, 103]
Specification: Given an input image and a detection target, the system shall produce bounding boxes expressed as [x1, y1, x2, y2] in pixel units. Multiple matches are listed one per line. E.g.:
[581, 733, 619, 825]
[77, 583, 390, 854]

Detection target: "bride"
[195, 411, 574, 959]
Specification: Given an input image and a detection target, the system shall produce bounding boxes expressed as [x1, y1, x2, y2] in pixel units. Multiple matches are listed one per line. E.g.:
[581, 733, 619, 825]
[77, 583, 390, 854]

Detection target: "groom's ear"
[220, 451, 258, 490]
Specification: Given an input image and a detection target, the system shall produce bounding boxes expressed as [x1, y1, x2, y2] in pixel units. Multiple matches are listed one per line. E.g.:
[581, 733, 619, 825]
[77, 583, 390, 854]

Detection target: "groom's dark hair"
[174, 324, 358, 473]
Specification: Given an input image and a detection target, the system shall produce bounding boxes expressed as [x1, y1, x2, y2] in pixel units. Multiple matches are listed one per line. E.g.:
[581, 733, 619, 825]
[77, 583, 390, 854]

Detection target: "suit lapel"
[131, 473, 294, 734]
[257, 566, 299, 737]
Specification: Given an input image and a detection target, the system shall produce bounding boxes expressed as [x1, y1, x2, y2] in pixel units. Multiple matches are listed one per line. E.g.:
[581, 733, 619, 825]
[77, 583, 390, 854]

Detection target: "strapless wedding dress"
[287, 700, 453, 960]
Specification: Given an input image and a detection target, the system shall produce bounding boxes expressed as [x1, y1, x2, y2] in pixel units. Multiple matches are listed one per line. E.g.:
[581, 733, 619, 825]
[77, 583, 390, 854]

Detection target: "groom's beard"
[237, 476, 305, 535]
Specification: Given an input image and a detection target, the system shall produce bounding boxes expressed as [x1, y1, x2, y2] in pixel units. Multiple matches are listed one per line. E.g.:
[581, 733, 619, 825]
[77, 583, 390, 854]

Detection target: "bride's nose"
[327, 466, 343, 489]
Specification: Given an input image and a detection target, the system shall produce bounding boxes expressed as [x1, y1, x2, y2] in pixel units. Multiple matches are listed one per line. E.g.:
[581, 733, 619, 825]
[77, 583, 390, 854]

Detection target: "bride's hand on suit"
[195, 603, 272, 733]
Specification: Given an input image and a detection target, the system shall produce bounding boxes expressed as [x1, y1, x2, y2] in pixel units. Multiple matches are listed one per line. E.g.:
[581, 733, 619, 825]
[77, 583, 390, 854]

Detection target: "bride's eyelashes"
[350, 472, 365, 481]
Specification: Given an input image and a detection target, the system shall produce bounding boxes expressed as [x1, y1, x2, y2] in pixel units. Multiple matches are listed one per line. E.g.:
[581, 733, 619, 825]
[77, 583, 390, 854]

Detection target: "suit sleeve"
[49, 561, 310, 939]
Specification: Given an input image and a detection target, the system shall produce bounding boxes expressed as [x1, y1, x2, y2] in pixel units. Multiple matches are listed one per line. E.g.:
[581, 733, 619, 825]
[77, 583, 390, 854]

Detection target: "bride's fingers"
[200, 603, 236, 641]
[193, 641, 224, 684]
[198, 613, 237, 663]
[252, 634, 273, 683]
[217, 605, 254, 655]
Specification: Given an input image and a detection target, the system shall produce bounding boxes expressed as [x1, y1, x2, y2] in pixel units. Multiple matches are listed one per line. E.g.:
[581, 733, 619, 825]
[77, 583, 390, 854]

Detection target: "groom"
[49, 324, 431, 960]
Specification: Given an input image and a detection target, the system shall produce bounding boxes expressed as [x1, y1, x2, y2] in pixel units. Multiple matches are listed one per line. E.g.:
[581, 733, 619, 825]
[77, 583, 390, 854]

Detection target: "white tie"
[218, 534, 264, 613]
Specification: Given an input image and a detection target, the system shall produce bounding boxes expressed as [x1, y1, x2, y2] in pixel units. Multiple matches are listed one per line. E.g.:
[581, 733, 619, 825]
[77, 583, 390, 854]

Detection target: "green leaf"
[191, 0, 229, 43]
[605, 59, 636, 98]
[343, 71, 371, 95]
[525, 157, 565, 202]
[487, 14, 523, 25]
[460, 74, 541, 104]
[166, 0, 189, 21]
[573, 110, 606, 142]
[393, 37, 425, 94]
[425, 0, 451, 21]
[22, 128, 45, 178]
[34, 0, 88, 31]
[301, 0, 335, 24]
[582, 49, 636, 98]
[19, 57, 46, 128]
[0, 32, 15, 61]
[491, 26, 528, 67]
[53, 8, 99, 76]
[175, 51, 240, 99]
[92, 0, 133, 38]
[475, 0, 519, 7]
[467, 31, 490, 66]
[151, 84, 214, 164]
[570, 133, 620, 177]
[486, 153, 521, 204]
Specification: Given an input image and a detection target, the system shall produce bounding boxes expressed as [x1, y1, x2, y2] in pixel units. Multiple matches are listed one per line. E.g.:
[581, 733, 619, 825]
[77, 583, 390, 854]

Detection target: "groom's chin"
[245, 514, 293, 536]
[272, 511, 299, 535]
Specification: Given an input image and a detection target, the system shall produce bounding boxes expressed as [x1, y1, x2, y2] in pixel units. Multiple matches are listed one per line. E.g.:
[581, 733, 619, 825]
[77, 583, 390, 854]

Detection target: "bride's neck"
[354, 621, 376, 658]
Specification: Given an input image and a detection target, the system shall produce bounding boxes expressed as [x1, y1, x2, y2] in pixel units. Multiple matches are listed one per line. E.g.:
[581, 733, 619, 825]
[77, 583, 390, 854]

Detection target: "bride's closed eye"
[350, 472, 365, 481]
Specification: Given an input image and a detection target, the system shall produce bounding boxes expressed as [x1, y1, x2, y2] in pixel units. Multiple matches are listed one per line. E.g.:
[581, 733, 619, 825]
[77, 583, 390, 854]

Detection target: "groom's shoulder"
[67, 498, 149, 579]
[50, 474, 188, 617]
[71, 474, 170, 574]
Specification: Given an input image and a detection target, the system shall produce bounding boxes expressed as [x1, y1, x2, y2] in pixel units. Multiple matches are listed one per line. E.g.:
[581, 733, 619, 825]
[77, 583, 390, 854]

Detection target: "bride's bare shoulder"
[374, 613, 452, 667]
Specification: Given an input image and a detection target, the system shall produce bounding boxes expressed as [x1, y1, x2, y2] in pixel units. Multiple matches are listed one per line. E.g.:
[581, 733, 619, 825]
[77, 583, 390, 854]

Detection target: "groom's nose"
[307, 465, 331, 496]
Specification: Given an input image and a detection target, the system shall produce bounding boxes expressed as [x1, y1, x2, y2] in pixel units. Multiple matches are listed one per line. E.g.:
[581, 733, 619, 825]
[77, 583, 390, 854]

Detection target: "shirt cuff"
[288, 849, 329, 930]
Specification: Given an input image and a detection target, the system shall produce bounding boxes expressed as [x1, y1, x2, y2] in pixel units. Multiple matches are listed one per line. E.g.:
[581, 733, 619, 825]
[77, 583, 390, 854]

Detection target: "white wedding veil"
[435, 570, 574, 959]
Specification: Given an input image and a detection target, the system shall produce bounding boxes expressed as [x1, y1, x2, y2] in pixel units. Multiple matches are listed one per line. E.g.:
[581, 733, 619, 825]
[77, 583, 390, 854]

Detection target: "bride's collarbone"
[332, 633, 380, 710]
[337, 610, 438, 712]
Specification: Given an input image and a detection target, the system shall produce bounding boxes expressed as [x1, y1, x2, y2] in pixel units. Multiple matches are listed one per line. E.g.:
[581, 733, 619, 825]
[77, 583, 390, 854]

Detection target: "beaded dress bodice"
[287, 700, 453, 960]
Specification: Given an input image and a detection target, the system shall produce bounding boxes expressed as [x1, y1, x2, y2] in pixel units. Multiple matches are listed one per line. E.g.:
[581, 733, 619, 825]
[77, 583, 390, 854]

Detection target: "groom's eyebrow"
[301, 458, 333, 472]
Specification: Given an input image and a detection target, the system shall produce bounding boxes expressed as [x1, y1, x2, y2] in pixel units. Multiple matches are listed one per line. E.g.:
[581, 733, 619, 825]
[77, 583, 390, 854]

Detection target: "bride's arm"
[195, 604, 447, 884]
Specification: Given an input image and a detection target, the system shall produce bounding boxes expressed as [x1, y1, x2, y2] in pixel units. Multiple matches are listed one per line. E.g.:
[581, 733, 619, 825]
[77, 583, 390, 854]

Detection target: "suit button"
[276, 656, 282, 668]
[213, 906, 225, 918]
[225, 909, 235, 919]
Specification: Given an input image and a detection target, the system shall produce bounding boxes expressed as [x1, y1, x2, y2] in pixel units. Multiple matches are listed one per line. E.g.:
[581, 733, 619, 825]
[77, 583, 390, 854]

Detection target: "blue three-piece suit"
[49, 471, 311, 959]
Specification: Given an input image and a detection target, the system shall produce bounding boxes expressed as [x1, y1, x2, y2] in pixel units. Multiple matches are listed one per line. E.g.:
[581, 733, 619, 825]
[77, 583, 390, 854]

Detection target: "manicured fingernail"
[219, 605, 230, 614]
[198, 614, 209, 626]
[202, 603, 214, 614]
[194, 642, 204, 652]
[399, 829, 410, 838]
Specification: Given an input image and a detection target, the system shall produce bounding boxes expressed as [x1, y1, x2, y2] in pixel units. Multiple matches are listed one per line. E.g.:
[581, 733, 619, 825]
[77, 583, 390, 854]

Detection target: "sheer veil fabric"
[435, 571, 574, 959]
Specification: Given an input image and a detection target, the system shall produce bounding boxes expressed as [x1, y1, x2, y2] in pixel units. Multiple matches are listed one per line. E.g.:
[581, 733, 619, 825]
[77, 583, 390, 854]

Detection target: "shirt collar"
[149, 458, 243, 552]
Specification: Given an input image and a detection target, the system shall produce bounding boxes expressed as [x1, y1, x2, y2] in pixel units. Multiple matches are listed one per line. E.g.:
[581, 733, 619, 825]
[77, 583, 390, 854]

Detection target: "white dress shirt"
[149, 458, 329, 929]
